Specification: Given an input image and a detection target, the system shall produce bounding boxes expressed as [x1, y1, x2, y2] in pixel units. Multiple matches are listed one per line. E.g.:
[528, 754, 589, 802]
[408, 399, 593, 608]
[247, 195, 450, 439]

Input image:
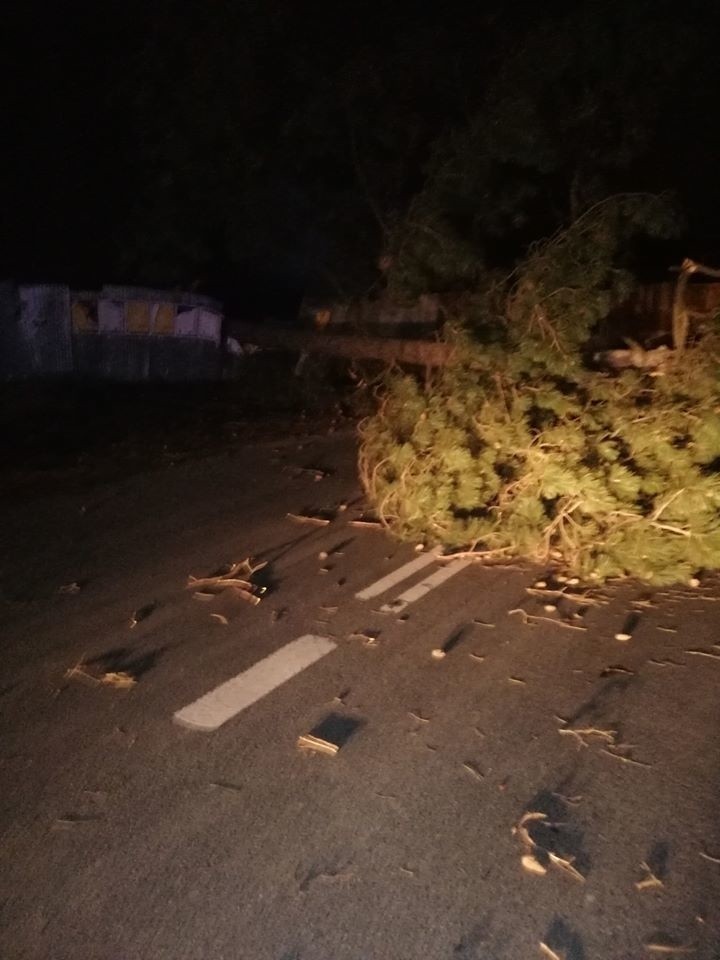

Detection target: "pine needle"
[509, 608, 586, 631]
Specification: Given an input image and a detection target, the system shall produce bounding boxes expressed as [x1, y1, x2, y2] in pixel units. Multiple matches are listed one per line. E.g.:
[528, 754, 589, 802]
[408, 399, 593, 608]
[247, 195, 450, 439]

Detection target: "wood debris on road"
[636, 861, 664, 890]
[297, 713, 363, 756]
[186, 558, 267, 606]
[644, 937, 696, 954]
[509, 608, 587, 631]
[65, 659, 137, 689]
[129, 602, 157, 628]
[699, 848, 720, 864]
[58, 582, 81, 595]
[461, 761, 485, 781]
[287, 512, 331, 526]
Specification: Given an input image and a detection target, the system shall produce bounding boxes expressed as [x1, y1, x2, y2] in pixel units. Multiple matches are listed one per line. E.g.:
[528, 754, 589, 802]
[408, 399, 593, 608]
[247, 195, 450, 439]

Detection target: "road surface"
[1, 428, 719, 959]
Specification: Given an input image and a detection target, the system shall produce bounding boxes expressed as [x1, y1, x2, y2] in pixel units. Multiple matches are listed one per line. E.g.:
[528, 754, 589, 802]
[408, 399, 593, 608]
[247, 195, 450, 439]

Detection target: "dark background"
[4, 0, 720, 318]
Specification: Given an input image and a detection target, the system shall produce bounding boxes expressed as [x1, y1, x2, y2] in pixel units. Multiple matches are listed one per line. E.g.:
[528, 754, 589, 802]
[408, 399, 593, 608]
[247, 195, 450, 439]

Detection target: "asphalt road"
[1, 428, 719, 960]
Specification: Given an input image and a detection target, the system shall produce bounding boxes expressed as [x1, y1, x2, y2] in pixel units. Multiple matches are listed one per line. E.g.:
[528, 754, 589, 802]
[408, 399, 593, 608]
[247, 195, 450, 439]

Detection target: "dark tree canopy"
[3, 0, 720, 313]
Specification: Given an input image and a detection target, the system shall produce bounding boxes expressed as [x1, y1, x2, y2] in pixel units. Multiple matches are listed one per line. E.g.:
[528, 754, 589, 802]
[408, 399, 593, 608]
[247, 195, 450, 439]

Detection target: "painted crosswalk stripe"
[355, 548, 440, 600]
[173, 634, 336, 732]
[380, 560, 471, 615]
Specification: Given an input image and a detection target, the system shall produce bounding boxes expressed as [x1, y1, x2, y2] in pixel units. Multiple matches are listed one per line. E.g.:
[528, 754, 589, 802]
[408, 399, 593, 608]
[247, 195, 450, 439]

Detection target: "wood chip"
[615, 632, 632, 642]
[297, 733, 340, 756]
[636, 861, 664, 890]
[100, 671, 136, 689]
[508, 676, 526, 685]
[522, 854, 547, 876]
[539, 943, 561, 960]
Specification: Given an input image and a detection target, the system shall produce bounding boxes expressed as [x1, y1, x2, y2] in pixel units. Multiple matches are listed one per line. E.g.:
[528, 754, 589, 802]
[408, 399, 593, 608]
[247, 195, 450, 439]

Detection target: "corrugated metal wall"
[0, 283, 223, 381]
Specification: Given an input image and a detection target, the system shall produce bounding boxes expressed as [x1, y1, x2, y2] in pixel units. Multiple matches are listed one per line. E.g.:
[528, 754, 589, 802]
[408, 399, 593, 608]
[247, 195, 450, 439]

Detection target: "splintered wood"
[65, 660, 136, 689]
[297, 733, 341, 756]
[297, 713, 363, 756]
[513, 809, 586, 883]
[186, 558, 267, 606]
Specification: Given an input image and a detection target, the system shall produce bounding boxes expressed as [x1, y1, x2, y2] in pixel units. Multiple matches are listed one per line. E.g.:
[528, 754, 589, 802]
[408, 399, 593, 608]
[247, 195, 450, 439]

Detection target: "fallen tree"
[358, 196, 720, 584]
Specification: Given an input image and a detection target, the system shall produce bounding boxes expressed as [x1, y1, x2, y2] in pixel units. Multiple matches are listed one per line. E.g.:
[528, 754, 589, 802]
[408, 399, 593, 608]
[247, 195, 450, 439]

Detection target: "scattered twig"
[539, 943, 561, 960]
[462, 761, 485, 781]
[209, 613, 229, 625]
[509, 608, 586, 631]
[601, 747, 653, 768]
[287, 513, 331, 526]
[685, 649, 720, 660]
[547, 851, 585, 883]
[558, 723, 617, 749]
[699, 849, 720, 865]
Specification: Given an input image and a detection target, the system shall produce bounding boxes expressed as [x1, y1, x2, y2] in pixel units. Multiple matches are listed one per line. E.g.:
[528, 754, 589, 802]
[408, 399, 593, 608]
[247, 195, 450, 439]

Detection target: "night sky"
[4, 0, 720, 316]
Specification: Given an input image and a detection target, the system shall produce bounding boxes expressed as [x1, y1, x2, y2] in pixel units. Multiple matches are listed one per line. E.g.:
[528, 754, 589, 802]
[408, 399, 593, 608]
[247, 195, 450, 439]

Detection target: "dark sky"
[3, 1, 720, 314]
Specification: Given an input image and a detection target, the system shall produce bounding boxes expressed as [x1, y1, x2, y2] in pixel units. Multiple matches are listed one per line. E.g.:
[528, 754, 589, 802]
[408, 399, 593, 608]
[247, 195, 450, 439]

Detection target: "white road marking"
[173, 634, 336, 732]
[380, 560, 471, 614]
[355, 548, 440, 600]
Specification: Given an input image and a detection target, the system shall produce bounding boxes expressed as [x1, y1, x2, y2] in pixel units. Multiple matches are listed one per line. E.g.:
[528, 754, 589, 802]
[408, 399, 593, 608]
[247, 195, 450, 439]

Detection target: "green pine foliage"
[359, 196, 720, 584]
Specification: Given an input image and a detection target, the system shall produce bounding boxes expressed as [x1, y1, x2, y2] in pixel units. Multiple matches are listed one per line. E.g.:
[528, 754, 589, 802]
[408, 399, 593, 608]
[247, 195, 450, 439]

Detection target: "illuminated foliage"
[359, 196, 720, 584]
